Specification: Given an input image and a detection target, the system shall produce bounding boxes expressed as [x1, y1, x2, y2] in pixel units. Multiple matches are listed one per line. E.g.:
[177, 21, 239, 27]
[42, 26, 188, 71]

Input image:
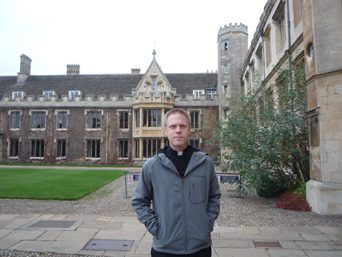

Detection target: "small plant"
[276, 191, 311, 211]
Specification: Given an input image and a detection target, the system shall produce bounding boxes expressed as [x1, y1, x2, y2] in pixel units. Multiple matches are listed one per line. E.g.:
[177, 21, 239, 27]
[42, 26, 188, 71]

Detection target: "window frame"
[142, 109, 161, 127]
[189, 138, 201, 149]
[193, 90, 205, 99]
[30, 110, 47, 130]
[118, 110, 130, 129]
[30, 139, 45, 159]
[11, 91, 24, 100]
[142, 138, 161, 158]
[56, 139, 67, 159]
[68, 90, 81, 100]
[86, 139, 101, 159]
[118, 139, 129, 159]
[55, 110, 69, 130]
[85, 110, 103, 130]
[43, 90, 56, 99]
[189, 109, 201, 130]
[9, 138, 20, 159]
[8, 110, 21, 130]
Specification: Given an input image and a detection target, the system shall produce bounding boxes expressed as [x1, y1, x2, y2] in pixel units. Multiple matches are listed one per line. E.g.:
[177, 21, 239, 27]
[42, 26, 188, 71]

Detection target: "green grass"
[0, 168, 126, 200]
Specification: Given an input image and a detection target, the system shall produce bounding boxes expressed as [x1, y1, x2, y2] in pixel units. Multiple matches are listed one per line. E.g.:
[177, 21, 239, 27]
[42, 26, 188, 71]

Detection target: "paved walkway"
[0, 214, 342, 257]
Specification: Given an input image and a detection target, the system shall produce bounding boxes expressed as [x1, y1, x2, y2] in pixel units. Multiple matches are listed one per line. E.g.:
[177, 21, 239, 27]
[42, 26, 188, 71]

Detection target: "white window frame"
[43, 90, 55, 99]
[207, 89, 217, 99]
[193, 90, 205, 99]
[12, 91, 24, 100]
[68, 90, 81, 100]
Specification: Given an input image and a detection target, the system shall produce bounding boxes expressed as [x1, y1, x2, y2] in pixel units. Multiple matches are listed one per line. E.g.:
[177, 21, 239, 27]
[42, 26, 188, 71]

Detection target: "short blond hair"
[163, 108, 191, 128]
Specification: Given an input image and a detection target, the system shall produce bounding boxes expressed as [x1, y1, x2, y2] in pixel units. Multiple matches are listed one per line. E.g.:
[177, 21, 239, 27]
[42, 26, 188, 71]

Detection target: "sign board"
[216, 173, 241, 184]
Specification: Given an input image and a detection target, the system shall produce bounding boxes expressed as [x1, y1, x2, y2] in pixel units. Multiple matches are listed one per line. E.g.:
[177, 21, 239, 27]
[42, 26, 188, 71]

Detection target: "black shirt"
[160, 145, 199, 178]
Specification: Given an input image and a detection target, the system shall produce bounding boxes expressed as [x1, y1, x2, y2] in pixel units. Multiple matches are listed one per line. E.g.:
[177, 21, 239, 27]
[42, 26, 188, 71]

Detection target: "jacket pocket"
[190, 176, 207, 204]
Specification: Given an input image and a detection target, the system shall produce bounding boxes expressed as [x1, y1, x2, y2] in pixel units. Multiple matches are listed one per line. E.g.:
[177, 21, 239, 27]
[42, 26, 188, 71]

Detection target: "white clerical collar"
[177, 151, 183, 156]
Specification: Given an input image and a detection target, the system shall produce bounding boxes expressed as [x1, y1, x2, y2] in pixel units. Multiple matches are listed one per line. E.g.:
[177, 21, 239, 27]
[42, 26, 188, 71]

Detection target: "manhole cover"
[254, 241, 281, 248]
[83, 239, 134, 251]
[29, 220, 76, 228]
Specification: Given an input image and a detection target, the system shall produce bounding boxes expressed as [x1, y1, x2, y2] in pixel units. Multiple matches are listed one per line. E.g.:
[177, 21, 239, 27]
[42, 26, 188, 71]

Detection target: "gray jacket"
[132, 151, 221, 254]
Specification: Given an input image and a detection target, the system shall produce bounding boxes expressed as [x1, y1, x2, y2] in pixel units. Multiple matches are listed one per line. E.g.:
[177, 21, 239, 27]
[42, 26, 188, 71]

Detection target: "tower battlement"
[218, 23, 248, 36]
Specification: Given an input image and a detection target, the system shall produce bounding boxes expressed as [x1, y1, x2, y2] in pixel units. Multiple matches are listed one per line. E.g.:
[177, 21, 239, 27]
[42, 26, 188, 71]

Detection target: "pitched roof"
[0, 73, 217, 99]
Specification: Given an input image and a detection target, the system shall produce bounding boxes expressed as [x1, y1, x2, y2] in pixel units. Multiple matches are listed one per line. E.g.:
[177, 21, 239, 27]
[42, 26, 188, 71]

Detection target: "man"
[132, 108, 221, 257]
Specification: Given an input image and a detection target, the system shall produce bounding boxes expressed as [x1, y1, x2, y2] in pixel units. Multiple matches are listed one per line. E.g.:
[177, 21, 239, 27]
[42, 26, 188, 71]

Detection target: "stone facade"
[0, 53, 219, 165]
[303, 0, 342, 214]
[239, 0, 342, 215]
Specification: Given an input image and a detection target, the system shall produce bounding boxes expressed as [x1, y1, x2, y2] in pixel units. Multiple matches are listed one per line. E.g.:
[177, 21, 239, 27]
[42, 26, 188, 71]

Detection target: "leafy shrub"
[276, 192, 311, 211]
[256, 172, 289, 198]
[291, 181, 306, 195]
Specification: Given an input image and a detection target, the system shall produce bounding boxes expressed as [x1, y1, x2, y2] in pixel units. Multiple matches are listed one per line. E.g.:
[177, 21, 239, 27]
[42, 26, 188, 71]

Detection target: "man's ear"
[163, 127, 168, 137]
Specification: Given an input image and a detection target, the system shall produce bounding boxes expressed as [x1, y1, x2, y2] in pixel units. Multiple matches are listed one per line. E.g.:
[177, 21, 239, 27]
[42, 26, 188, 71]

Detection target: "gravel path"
[1, 175, 342, 227]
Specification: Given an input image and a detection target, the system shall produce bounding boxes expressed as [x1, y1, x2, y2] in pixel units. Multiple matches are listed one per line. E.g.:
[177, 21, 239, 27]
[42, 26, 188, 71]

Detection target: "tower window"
[224, 41, 229, 50]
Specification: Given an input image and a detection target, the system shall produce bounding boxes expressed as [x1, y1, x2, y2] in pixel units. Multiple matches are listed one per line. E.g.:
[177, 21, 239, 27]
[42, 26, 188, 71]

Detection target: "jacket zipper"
[182, 177, 188, 253]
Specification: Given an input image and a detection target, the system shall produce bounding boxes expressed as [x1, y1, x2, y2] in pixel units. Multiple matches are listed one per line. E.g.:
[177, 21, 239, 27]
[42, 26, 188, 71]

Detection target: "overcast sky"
[0, 0, 267, 75]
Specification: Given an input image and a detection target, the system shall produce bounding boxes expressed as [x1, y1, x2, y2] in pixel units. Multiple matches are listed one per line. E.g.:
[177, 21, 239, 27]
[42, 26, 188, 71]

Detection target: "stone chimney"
[17, 54, 31, 84]
[131, 68, 140, 74]
[67, 64, 80, 75]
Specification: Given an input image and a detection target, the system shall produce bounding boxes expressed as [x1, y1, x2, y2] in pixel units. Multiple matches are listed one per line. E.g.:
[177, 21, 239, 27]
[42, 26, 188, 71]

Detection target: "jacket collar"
[156, 151, 207, 177]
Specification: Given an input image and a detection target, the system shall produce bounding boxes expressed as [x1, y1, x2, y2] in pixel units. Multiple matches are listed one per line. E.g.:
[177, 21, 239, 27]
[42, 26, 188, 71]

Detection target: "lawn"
[0, 168, 125, 200]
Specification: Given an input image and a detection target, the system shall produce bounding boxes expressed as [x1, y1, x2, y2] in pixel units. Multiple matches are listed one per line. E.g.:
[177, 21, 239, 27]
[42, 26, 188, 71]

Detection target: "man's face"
[164, 112, 191, 151]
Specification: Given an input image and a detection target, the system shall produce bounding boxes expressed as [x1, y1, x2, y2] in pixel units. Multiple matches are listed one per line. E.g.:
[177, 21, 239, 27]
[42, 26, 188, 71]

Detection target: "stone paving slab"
[305, 250, 342, 257]
[42, 239, 90, 254]
[215, 248, 269, 257]
[0, 229, 13, 239]
[0, 239, 19, 249]
[267, 249, 309, 257]
[0, 214, 341, 257]
[2, 230, 44, 241]
[330, 241, 342, 250]
[10, 240, 52, 252]
[294, 240, 334, 250]
[212, 239, 254, 248]
[80, 220, 123, 230]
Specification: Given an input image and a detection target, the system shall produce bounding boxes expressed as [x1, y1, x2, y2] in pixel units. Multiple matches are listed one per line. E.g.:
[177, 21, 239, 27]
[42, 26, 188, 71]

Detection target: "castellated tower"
[217, 23, 248, 121]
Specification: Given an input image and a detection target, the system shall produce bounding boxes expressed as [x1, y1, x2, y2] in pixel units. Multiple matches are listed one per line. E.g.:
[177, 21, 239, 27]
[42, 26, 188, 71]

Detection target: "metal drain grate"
[29, 220, 76, 228]
[254, 241, 282, 248]
[83, 239, 134, 251]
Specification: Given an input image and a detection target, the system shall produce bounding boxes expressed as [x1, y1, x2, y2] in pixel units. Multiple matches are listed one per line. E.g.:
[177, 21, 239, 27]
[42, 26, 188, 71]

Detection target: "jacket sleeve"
[131, 163, 159, 237]
[207, 160, 221, 231]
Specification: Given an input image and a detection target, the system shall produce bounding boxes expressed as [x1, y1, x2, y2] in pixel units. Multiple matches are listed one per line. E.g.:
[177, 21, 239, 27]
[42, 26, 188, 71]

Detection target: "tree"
[216, 67, 309, 197]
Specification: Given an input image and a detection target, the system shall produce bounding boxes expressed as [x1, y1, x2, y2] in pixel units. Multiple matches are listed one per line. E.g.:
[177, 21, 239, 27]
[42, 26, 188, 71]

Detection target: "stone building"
[240, 0, 342, 215]
[0, 52, 219, 166]
[0, 0, 341, 214]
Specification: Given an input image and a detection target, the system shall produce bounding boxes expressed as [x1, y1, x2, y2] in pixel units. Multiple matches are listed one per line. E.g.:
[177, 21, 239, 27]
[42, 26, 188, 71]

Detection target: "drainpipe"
[286, 0, 293, 87]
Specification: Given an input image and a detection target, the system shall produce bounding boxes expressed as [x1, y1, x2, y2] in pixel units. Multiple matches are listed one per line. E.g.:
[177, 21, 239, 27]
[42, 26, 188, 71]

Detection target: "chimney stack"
[17, 54, 31, 84]
[131, 68, 140, 74]
[67, 64, 80, 75]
